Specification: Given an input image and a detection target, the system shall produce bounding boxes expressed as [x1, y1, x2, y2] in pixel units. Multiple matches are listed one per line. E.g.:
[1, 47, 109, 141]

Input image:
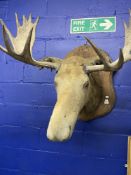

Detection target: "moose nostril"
[47, 133, 59, 141]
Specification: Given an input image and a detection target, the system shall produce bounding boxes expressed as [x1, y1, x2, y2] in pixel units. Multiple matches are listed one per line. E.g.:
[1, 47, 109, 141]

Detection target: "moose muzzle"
[47, 92, 84, 141]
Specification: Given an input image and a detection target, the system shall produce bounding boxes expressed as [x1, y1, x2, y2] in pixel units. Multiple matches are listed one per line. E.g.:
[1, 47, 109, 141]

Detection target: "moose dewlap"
[0, 11, 131, 141]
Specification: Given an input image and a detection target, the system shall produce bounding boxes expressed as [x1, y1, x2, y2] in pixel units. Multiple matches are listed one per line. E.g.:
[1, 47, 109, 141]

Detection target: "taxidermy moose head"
[0, 11, 131, 141]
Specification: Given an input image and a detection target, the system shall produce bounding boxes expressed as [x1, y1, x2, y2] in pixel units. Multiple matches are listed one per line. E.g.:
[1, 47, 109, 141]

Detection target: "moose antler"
[84, 36, 124, 72]
[84, 10, 131, 73]
[123, 9, 131, 62]
[84, 38, 124, 72]
[0, 14, 61, 69]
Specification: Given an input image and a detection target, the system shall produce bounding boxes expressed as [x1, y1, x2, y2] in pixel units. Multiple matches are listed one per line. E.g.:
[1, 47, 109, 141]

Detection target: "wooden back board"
[127, 136, 131, 175]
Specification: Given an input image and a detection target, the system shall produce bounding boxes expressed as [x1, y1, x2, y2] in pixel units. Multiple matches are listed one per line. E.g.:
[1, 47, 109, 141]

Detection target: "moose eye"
[83, 81, 89, 88]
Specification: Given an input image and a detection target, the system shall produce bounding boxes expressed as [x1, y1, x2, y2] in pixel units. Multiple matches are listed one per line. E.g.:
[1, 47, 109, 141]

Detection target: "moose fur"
[47, 45, 115, 141]
[65, 45, 115, 120]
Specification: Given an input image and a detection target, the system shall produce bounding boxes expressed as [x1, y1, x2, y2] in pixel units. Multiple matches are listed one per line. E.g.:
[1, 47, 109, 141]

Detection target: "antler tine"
[28, 13, 32, 23]
[124, 21, 128, 31]
[129, 9, 131, 27]
[29, 16, 40, 54]
[0, 19, 10, 54]
[84, 36, 124, 72]
[23, 15, 28, 25]
[0, 14, 61, 69]
[3, 25, 14, 54]
[107, 48, 124, 70]
[84, 48, 124, 73]
[84, 36, 111, 67]
[22, 27, 33, 57]
[0, 18, 14, 45]
[15, 13, 20, 29]
[35, 16, 40, 25]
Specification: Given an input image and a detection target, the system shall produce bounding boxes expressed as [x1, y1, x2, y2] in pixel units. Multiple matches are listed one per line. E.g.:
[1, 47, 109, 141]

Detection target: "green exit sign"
[70, 17, 116, 34]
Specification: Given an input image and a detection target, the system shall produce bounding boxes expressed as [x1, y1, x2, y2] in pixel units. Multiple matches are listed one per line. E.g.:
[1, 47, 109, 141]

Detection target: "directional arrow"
[99, 19, 113, 30]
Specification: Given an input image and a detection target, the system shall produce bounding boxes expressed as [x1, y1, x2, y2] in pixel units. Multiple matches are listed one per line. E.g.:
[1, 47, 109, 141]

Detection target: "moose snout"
[47, 124, 72, 141]
[46, 98, 79, 141]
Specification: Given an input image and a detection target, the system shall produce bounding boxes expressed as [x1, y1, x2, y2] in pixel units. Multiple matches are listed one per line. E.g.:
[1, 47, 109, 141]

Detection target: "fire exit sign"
[70, 17, 116, 34]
